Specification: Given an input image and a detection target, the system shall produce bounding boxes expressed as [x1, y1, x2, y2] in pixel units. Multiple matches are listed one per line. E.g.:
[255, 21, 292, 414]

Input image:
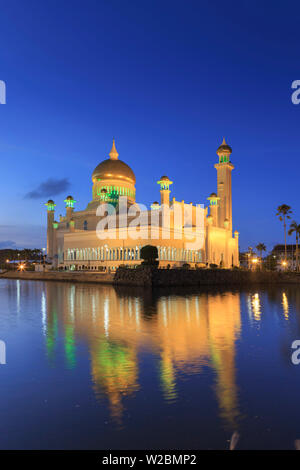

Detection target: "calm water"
[0, 279, 300, 449]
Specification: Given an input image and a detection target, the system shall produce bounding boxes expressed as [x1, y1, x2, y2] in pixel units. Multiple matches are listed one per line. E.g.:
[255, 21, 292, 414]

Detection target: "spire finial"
[222, 137, 226, 145]
[109, 139, 119, 160]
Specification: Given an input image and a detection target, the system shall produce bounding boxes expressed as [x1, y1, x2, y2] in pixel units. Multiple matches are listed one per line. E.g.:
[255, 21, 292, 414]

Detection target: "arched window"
[83, 220, 88, 231]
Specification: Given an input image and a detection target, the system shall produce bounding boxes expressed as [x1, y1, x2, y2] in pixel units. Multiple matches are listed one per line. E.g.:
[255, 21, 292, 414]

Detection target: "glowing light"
[18, 263, 26, 271]
[64, 197, 76, 208]
[207, 194, 220, 206]
[282, 292, 289, 319]
[157, 177, 173, 191]
[45, 201, 56, 211]
[251, 258, 258, 264]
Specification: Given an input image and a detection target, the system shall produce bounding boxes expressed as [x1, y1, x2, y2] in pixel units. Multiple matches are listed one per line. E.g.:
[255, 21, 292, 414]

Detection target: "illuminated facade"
[46, 138, 239, 270]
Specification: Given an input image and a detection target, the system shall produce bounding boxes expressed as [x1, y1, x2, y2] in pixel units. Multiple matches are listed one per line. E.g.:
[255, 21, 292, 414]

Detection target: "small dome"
[209, 192, 217, 197]
[152, 201, 159, 205]
[66, 195, 74, 200]
[47, 199, 54, 204]
[159, 175, 170, 181]
[217, 137, 232, 155]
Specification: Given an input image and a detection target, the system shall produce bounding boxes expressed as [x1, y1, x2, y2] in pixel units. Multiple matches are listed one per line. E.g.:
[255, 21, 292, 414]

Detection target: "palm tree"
[276, 204, 292, 262]
[256, 243, 266, 263]
[288, 221, 300, 271]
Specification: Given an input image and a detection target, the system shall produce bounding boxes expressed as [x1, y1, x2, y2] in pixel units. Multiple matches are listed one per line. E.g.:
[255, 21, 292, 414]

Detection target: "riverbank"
[1, 267, 300, 287]
[0, 270, 114, 284]
[114, 266, 300, 286]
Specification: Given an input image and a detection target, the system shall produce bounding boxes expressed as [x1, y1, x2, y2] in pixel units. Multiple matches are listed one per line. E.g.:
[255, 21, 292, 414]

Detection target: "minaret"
[215, 138, 234, 232]
[64, 195, 76, 222]
[207, 192, 220, 227]
[45, 199, 56, 258]
[157, 175, 173, 207]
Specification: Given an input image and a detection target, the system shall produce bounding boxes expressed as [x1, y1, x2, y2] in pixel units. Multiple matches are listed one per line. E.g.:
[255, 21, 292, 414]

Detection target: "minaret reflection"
[153, 291, 241, 427]
[206, 294, 241, 427]
[45, 283, 77, 368]
[44, 284, 242, 427]
[45, 286, 58, 365]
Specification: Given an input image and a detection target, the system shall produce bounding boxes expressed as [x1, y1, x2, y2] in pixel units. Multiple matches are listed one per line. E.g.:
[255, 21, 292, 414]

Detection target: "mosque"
[45, 138, 239, 270]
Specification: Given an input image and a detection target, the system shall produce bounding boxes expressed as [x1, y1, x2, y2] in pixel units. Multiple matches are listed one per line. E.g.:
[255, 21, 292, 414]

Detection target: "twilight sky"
[0, 0, 300, 252]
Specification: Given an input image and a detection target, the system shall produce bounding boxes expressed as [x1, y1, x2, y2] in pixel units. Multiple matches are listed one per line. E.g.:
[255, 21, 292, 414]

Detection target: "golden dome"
[92, 140, 136, 184]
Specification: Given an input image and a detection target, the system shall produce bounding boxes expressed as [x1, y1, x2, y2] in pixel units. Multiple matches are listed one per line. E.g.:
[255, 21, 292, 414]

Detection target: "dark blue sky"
[0, 0, 299, 251]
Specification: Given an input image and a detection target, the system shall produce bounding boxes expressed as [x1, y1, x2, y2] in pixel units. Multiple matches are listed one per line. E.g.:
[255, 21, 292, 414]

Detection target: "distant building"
[239, 252, 249, 269]
[46, 138, 239, 270]
[271, 244, 297, 270]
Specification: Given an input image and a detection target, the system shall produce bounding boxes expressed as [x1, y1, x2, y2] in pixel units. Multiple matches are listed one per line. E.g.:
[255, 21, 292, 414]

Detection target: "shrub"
[140, 245, 159, 266]
[182, 263, 190, 269]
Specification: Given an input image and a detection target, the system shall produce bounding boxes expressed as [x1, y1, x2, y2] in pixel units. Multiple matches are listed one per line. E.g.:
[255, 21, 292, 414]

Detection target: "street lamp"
[251, 258, 258, 270]
[42, 248, 46, 267]
[281, 260, 288, 270]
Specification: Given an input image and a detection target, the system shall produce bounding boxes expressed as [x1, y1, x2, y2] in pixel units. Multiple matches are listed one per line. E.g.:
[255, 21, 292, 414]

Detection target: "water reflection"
[282, 292, 289, 320]
[40, 283, 242, 426]
[246, 292, 262, 323]
[3, 279, 300, 448]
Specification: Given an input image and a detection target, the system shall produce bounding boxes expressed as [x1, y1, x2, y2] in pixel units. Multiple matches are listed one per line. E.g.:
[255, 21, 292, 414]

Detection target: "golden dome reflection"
[44, 284, 242, 428]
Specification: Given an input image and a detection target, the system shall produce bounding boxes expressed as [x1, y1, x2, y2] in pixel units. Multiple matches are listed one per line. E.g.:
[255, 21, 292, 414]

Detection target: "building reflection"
[44, 283, 241, 427]
[247, 292, 261, 322]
